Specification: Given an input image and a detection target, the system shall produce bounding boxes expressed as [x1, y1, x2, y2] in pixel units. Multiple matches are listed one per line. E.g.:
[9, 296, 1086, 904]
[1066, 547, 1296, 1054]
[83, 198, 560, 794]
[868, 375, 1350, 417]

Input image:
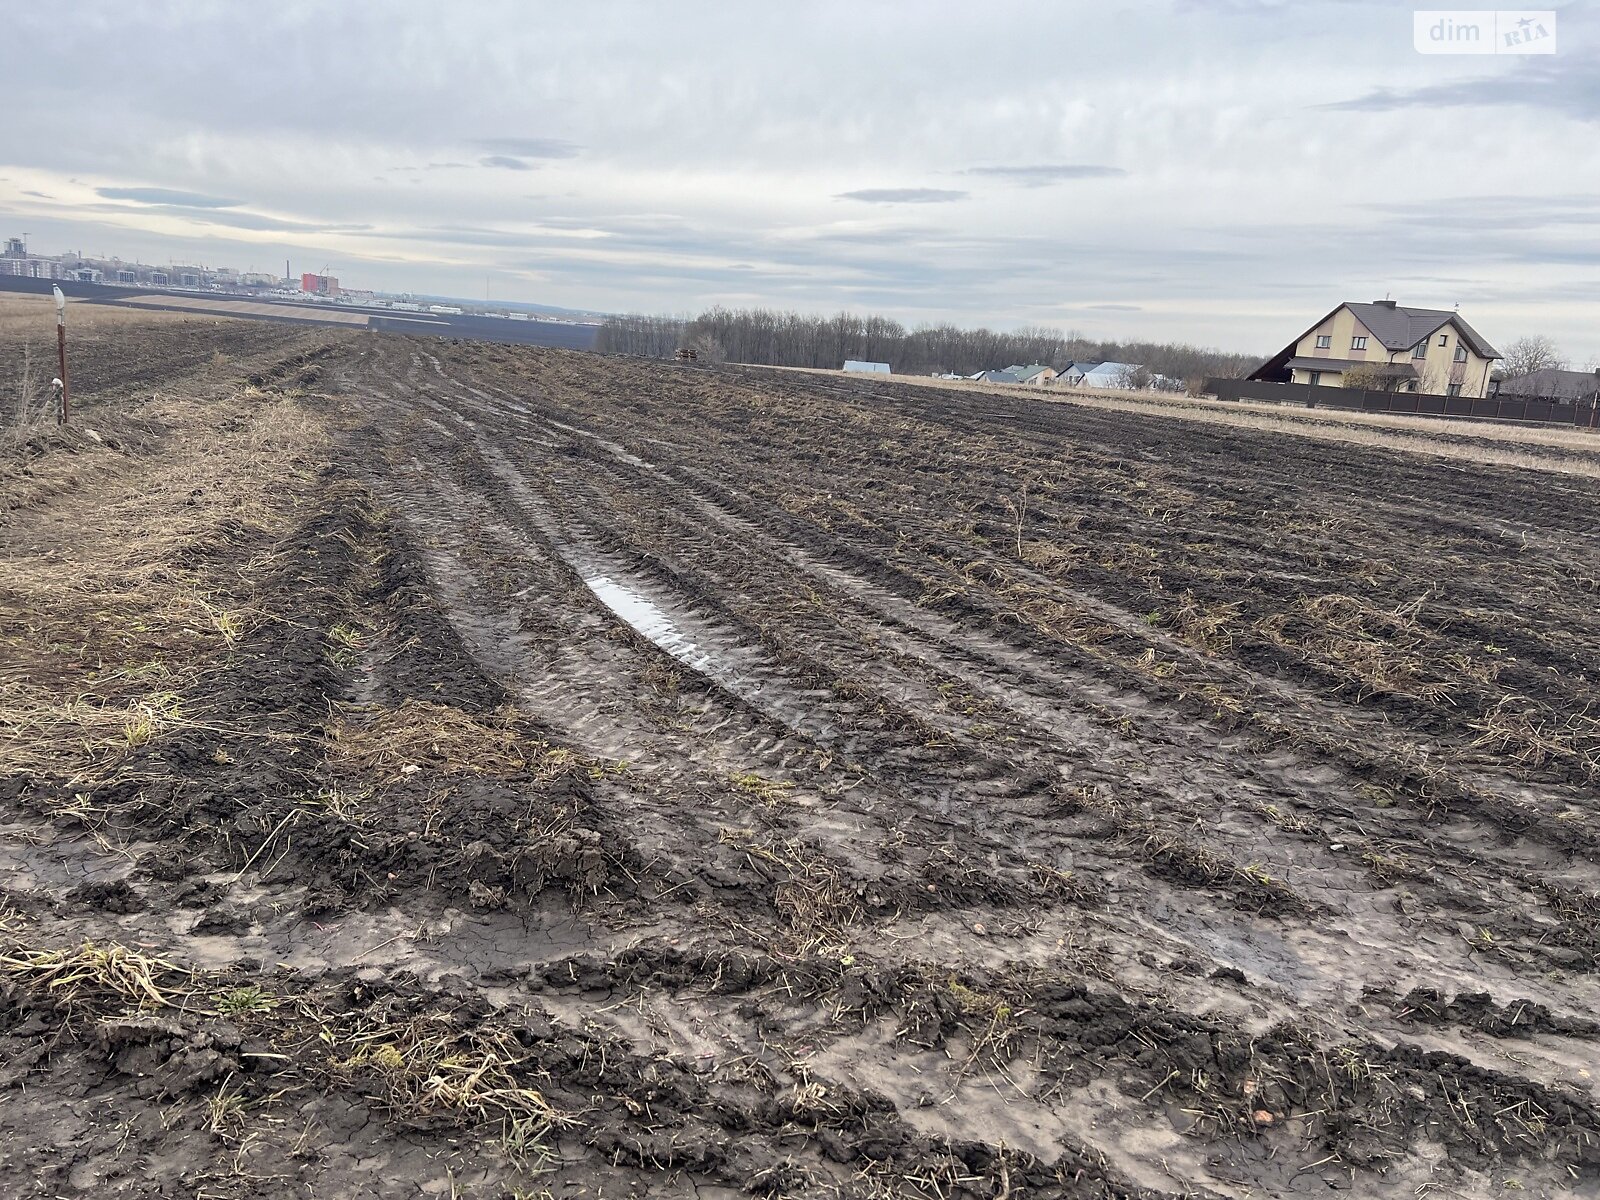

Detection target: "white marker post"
[52, 286, 70, 425]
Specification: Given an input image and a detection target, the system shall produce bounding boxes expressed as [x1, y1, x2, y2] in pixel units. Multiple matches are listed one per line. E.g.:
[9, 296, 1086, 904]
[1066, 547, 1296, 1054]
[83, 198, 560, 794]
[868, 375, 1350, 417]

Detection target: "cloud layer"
[835, 188, 968, 204]
[0, 0, 1595, 360]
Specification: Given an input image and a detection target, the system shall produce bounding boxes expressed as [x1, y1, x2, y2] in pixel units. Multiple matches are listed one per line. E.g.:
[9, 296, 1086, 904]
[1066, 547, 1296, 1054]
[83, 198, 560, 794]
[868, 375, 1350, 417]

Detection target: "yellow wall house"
[1249, 300, 1501, 398]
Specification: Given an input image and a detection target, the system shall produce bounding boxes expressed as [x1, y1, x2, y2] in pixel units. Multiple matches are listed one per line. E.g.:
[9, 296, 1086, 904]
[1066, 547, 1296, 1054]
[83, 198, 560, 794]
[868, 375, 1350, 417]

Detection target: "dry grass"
[1257, 592, 1495, 704]
[0, 377, 332, 786]
[0, 292, 210, 336]
[0, 939, 194, 1011]
[4, 928, 574, 1165]
[337, 1020, 573, 1162]
[1470, 697, 1600, 782]
[728, 769, 797, 805]
[719, 829, 863, 948]
[770, 365, 1600, 478]
[120, 293, 372, 326]
[325, 699, 590, 785]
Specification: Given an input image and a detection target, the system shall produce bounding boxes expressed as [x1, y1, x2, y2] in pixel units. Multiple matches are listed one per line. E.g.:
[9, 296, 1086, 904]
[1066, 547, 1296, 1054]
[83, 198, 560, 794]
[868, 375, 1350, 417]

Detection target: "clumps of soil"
[1127, 824, 1308, 915]
[1388, 986, 1600, 1038]
[365, 528, 512, 713]
[68, 880, 144, 914]
[10, 466, 631, 919]
[95, 1016, 243, 1099]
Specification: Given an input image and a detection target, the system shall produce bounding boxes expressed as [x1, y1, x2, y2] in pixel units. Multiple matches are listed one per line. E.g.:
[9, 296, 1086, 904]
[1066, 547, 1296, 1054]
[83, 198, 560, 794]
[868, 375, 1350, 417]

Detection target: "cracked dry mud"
[3, 317, 1599, 1199]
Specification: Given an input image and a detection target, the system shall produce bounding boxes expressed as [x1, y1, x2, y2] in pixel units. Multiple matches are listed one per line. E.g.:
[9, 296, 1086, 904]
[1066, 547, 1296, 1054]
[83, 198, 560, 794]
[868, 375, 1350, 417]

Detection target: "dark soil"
[3, 327, 1598, 1198]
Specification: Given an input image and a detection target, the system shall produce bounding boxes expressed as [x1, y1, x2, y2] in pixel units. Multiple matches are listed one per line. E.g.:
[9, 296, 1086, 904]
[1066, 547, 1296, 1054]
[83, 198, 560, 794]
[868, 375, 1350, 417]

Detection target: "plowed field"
[5, 314, 1600, 1199]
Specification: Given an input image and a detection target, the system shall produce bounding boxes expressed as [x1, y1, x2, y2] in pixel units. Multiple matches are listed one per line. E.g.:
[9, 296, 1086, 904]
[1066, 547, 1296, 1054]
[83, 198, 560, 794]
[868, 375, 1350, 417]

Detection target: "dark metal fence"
[1204, 377, 1600, 429]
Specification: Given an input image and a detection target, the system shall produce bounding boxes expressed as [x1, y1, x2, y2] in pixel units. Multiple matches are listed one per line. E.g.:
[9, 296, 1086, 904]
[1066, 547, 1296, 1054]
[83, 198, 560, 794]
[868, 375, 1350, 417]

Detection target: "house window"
[1454, 346, 1467, 363]
[1308, 371, 1322, 386]
[1412, 342, 1428, 359]
[1315, 334, 1331, 349]
[1439, 334, 1449, 346]
[1448, 383, 1463, 396]
[1351, 336, 1368, 350]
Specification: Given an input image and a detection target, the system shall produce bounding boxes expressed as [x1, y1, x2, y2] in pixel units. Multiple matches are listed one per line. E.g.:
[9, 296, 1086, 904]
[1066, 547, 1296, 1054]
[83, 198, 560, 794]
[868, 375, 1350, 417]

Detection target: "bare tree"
[1343, 363, 1412, 393]
[1414, 360, 1449, 395]
[599, 305, 1261, 380]
[1115, 364, 1154, 390]
[12, 341, 38, 428]
[1500, 335, 1566, 379]
[682, 331, 725, 364]
[595, 314, 689, 356]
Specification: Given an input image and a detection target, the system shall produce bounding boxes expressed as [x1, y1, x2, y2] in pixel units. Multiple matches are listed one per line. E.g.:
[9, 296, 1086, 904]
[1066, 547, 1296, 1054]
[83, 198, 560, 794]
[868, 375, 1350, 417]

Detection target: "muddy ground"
[3, 316, 1599, 1199]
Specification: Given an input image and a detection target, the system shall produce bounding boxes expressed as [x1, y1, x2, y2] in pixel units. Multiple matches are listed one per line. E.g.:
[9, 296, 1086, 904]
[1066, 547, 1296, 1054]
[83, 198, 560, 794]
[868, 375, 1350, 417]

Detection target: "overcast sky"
[3, 0, 1597, 360]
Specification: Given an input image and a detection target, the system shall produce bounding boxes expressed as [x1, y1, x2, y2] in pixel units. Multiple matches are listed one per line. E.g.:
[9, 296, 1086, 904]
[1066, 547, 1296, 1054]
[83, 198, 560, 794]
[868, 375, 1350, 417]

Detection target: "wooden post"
[53, 286, 69, 425]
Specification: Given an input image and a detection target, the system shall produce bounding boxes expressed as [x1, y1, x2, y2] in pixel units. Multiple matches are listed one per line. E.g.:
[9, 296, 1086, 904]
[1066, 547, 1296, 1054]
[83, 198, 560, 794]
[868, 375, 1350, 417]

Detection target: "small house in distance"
[1074, 362, 1140, 389]
[843, 359, 891, 374]
[1012, 364, 1057, 385]
[966, 365, 1057, 386]
[1249, 300, 1501, 397]
[1494, 368, 1600, 402]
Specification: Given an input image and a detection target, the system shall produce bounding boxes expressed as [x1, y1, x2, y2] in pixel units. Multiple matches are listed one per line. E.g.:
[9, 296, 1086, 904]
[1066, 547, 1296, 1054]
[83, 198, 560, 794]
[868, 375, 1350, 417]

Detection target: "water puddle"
[579, 567, 841, 745]
[584, 574, 719, 675]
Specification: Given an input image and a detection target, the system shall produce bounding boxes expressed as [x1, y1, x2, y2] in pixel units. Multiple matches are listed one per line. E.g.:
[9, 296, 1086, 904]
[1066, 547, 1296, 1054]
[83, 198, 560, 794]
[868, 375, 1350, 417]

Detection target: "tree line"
[595, 306, 1261, 382]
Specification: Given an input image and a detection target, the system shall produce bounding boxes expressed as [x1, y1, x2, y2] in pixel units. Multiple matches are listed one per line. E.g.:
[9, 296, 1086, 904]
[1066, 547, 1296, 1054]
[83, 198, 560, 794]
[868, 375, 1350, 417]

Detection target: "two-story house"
[1249, 300, 1501, 398]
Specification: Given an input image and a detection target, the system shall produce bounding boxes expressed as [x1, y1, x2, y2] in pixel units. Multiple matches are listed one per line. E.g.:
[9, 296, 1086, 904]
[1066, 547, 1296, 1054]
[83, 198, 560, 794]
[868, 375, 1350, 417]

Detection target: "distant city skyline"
[3, 1, 1598, 363]
[0, 234, 609, 316]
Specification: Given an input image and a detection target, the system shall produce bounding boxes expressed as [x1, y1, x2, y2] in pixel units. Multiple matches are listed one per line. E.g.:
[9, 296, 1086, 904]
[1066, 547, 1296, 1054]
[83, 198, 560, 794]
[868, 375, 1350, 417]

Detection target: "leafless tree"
[12, 341, 38, 428]
[594, 314, 689, 357]
[597, 306, 1261, 381]
[1500, 335, 1566, 379]
[1343, 363, 1413, 393]
[683, 331, 725, 364]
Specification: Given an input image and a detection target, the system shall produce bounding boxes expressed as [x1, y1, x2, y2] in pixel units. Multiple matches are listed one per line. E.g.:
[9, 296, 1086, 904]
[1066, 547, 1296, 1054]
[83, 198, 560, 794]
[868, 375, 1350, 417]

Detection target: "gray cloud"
[476, 137, 582, 159]
[1323, 56, 1600, 121]
[962, 164, 1126, 186]
[96, 186, 240, 208]
[73, 201, 369, 234]
[835, 188, 968, 204]
[480, 155, 536, 171]
[1361, 193, 1600, 231]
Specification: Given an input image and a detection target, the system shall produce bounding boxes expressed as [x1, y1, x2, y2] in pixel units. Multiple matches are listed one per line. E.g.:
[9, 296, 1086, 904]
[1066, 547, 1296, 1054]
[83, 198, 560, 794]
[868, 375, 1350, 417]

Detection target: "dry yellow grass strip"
[0, 292, 202, 335]
[768, 365, 1600, 479]
[120, 294, 370, 325]
[0, 384, 332, 784]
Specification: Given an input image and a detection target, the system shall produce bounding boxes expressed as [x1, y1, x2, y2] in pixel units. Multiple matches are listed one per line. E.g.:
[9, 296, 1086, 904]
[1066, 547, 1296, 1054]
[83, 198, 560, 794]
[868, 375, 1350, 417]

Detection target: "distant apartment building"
[0, 257, 61, 279]
[301, 272, 340, 296]
[1250, 300, 1501, 398]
